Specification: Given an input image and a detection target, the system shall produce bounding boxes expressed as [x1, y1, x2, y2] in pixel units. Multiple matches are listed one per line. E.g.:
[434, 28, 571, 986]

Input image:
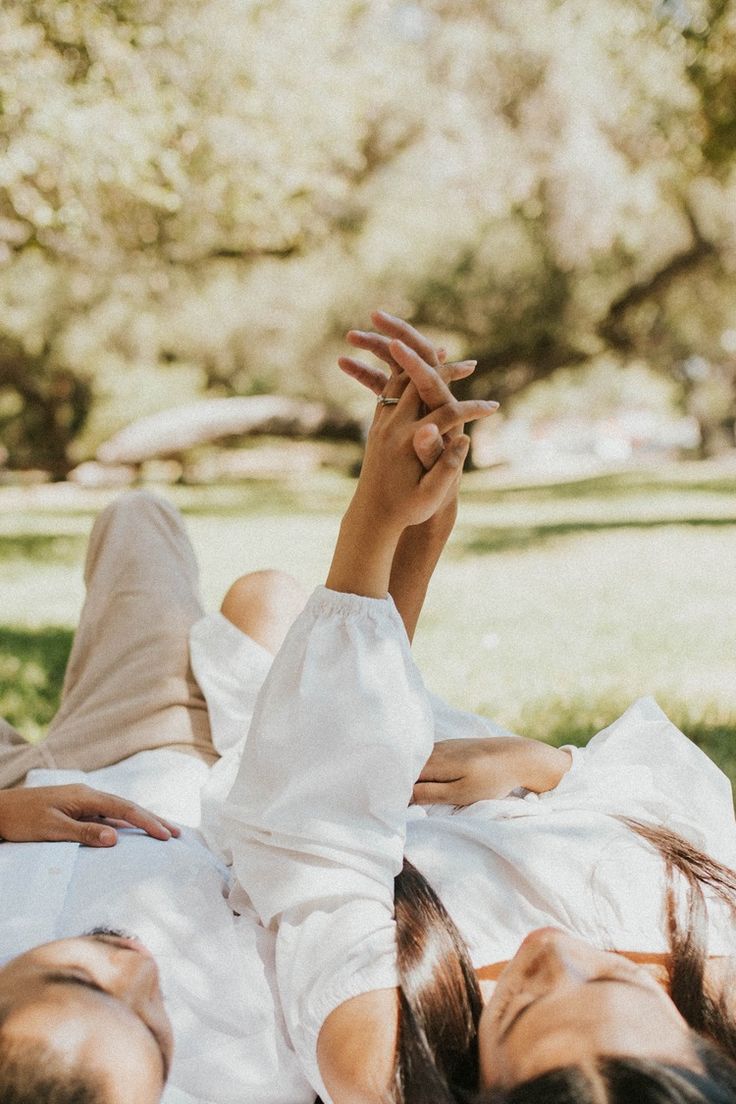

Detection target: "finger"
[417, 434, 470, 505]
[437, 347, 447, 364]
[390, 340, 453, 412]
[446, 360, 477, 382]
[371, 311, 440, 366]
[75, 792, 177, 840]
[424, 399, 499, 437]
[54, 816, 119, 847]
[346, 331, 402, 375]
[341, 351, 473, 396]
[338, 356, 390, 396]
[413, 424, 444, 470]
[412, 781, 459, 805]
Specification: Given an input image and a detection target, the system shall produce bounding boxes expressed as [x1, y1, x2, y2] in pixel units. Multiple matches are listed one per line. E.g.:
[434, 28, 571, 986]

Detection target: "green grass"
[1, 463, 735, 788]
[0, 627, 74, 741]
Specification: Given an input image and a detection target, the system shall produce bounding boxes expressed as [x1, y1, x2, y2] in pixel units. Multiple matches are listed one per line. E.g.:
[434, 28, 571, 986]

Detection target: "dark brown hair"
[390, 818, 736, 1104]
[0, 1034, 106, 1104]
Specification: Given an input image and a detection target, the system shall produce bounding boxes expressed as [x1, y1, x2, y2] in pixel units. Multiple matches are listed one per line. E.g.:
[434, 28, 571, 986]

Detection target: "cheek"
[93, 1033, 165, 1104]
[476, 999, 506, 1090]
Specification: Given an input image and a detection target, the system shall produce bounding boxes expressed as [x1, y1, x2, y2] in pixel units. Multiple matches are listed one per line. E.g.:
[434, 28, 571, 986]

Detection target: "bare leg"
[220, 570, 307, 655]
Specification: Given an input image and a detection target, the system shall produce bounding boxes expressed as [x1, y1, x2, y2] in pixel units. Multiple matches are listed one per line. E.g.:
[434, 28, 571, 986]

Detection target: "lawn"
[1, 461, 736, 785]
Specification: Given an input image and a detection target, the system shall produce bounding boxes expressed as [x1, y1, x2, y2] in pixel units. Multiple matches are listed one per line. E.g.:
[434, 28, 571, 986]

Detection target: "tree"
[1, 0, 735, 472]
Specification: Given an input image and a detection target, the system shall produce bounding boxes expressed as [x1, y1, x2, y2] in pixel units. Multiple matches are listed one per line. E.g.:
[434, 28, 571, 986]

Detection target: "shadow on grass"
[0, 534, 86, 564]
[501, 706, 736, 792]
[462, 470, 736, 505]
[457, 516, 736, 555]
[177, 483, 353, 518]
[0, 626, 73, 738]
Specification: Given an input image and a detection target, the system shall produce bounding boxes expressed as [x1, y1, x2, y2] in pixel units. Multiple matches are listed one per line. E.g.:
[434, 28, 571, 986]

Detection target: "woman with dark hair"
[223, 312, 736, 1104]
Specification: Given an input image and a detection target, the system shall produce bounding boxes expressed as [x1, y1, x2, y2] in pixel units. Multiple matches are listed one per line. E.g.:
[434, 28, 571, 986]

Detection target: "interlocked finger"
[391, 339, 455, 416]
[371, 310, 440, 366]
[346, 331, 404, 375]
[339, 355, 476, 398]
[338, 357, 391, 396]
[423, 398, 499, 438]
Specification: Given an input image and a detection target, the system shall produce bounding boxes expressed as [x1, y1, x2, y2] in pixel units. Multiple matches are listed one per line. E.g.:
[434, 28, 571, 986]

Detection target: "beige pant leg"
[37, 490, 216, 774]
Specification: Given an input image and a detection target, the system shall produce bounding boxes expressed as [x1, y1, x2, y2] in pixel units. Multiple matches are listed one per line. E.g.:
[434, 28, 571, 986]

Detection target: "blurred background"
[1, 0, 736, 778]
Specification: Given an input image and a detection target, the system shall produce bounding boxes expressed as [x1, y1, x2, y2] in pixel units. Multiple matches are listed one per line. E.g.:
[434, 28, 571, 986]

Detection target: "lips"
[98, 934, 157, 961]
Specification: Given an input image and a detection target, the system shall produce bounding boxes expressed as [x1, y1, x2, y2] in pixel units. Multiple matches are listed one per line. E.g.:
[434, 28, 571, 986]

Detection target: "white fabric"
[0, 616, 312, 1104]
[223, 587, 736, 1104]
[190, 612, 274, 863]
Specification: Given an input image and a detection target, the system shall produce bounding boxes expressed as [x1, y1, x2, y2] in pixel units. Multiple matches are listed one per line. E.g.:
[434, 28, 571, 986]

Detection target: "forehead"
[497, 983, 693, 1082]
[3, 983, 159, 1063]
[2, 986, 165, 1101]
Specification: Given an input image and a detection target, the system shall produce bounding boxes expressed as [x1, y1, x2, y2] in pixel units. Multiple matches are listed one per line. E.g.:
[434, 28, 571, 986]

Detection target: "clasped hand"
[0, 783, 180, 846]
[346, 334, 496, 530]
[413, 737, 572, 806]
[344, 311, 498, 534]
[328, 310, 498, 601]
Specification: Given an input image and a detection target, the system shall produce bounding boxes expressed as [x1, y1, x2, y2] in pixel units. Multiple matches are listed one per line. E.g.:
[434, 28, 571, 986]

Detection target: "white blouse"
[223, 587, 736, 1104]
[0, 614, 312, 1104]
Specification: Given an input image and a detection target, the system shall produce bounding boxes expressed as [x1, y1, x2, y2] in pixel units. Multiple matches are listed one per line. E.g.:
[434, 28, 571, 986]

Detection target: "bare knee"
[220, 570, 307, 654]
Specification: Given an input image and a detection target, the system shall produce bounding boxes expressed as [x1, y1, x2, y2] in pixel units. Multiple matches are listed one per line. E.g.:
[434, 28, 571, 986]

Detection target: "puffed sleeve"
[223, 586, 434, 1099]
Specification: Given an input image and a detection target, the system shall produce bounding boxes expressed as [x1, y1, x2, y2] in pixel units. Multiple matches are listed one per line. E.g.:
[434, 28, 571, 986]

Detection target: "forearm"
[388, 506, 456, 642]
[326, 495, 402, 599]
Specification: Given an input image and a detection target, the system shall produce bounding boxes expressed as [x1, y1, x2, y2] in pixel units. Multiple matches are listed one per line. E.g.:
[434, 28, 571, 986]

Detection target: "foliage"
[0, 0, 735, 473]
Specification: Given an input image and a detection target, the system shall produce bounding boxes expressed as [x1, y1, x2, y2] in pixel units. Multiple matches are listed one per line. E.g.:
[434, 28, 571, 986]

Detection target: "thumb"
[412, 781, 457, 805]
[413, 423, 444, 470]
[418, 434, 469, 498]
[66, 819, 118, 847]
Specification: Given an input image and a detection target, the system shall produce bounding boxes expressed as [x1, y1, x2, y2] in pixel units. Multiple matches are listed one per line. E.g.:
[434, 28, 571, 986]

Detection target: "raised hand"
[332, 311, 500, 632]
[339, 310, 482, 469]
[326, 339, 497, 601]
[355, 359, 495, 534]
[0, 784, 181, 846]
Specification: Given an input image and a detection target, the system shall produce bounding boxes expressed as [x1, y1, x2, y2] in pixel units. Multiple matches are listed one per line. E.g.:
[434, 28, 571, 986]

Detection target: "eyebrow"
[42, 971, 170, 1079]
[499, 976, 644, 1042]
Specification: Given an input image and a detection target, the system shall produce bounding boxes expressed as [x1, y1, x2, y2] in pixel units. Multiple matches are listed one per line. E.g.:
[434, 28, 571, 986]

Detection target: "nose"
[104, 943, 162, 1005]
[518, 927, 569, 962]
[519, 927, 566, 952]
[517, 928, 597, 984]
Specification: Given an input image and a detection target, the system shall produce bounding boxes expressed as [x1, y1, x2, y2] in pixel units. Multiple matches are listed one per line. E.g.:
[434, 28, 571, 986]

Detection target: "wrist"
[521, 741, 572, 793]
[326, 498, 402, 598]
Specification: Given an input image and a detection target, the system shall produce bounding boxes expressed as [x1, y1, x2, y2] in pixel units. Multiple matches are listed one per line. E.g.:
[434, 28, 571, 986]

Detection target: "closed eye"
[43, 970, 171, 1079]
[499, 975, 645, 1042]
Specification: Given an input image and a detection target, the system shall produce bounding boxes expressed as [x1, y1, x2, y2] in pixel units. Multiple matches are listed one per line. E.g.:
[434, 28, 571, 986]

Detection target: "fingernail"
[484, 401, 500, 409]
[99, 828, 115, 846]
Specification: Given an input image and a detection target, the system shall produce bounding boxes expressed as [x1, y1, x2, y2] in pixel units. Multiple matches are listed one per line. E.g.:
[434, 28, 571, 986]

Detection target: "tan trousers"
[0, 492, 217, 789]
